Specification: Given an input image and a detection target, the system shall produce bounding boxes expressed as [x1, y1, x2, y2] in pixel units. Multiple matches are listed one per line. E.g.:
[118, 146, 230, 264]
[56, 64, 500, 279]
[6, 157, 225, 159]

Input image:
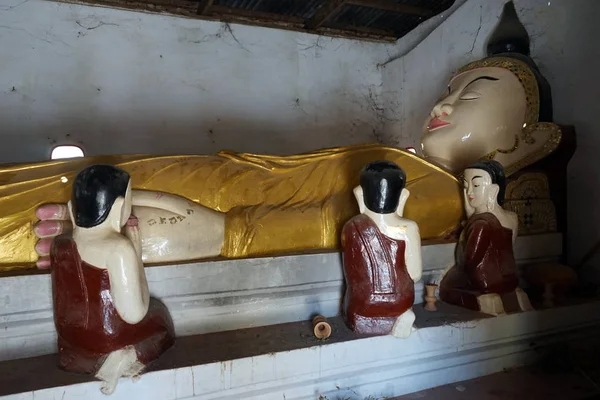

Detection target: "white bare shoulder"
[510, 211, 519, 230]
[402, 218, 420, 233]
[79, 233, 137, 269]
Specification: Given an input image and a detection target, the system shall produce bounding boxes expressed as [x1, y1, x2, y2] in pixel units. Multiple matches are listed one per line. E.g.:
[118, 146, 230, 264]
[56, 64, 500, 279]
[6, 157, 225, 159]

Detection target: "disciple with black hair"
[440, 160, 532, 315]
[341, 161, 422, 338]
[51, 165, 174, 394]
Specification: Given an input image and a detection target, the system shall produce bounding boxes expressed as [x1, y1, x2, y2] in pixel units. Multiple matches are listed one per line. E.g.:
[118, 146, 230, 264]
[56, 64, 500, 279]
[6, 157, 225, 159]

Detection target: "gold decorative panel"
[504, 173, 557, 235]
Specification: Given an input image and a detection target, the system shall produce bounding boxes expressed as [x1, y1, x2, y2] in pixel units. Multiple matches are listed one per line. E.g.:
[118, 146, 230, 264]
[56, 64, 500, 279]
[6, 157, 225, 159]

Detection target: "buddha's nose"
[432, 102, 453, 117]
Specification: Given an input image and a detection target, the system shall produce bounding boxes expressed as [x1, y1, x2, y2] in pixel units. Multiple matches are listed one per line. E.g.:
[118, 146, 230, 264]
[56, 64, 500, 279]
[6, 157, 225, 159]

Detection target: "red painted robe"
[440, 212, 519, 310]
[51, 236, 175, 375]
[341, 214, 414, 335]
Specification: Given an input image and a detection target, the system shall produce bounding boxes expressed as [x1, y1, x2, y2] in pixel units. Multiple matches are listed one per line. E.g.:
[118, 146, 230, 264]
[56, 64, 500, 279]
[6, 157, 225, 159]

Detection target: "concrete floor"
[394, 364, 600, 400]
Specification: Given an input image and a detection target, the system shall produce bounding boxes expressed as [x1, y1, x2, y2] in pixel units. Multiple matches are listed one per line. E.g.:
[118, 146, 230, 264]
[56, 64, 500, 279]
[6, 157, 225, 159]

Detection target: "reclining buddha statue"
[0, 1, 562, 271]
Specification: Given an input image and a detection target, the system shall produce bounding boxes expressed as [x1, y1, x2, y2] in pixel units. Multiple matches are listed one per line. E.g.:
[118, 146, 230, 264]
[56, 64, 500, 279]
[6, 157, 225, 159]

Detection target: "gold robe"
[0, 144, 463, 271]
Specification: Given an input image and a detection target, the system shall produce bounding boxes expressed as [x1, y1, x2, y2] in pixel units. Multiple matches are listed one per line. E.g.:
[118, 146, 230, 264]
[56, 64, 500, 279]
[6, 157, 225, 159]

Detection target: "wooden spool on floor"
[312, 315, 332, 339]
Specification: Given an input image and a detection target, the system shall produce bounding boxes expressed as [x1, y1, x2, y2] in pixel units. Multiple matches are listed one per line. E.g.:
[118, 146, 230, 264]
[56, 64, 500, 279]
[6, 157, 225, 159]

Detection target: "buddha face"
[463, 168, 497, 211]
[421, 67, 527, 173]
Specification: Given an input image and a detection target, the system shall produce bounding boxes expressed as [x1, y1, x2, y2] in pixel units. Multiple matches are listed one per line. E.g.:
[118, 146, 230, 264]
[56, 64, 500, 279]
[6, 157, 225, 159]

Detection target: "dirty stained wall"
[0, 0, 389, 162]
[0, 0, 466, 162]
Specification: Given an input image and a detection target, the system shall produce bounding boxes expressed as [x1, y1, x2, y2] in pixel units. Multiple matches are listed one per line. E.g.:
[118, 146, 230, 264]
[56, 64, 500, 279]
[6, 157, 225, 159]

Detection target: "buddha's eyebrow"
[471, 175, 483, 181]
[464, 76, 498, 88]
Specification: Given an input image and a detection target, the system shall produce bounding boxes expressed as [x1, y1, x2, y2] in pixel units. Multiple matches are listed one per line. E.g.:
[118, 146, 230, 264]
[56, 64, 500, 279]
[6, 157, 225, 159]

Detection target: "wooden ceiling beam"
[54, 0, 400, 42]
[305, 0, 347, 30]
[210, 5, 305, 26]
[210, 5, 395, 42]
[197, 0, 214, 15]
[345, 0, 434, 17]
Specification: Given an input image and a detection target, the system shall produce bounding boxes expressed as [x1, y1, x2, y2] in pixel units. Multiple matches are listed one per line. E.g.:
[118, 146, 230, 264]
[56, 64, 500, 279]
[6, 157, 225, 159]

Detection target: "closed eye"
[459, 91, 481, 100]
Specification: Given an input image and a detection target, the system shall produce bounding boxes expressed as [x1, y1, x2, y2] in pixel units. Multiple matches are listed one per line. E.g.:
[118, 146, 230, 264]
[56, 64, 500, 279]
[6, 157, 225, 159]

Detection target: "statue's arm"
[131, 190, 223, 221]
[131, 190, 196, 216]
[405, 221, 423, 283]
[124, 215, 143, 260]
[106, 239, 150, 324]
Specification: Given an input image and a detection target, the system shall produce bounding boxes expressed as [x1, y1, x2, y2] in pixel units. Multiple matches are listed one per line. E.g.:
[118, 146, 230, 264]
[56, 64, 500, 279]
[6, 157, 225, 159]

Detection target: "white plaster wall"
[380, 0, 600, 263]
[0, 0, 396, 162]
[0, 0, 474, 163]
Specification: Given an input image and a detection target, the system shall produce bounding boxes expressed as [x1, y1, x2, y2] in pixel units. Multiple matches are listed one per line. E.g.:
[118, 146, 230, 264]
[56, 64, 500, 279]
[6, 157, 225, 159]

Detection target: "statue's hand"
[34, 204, 72, 269]
[463, 190, 475, 218]
[124, 215, 143, 260]
[126, 215, 139, 227]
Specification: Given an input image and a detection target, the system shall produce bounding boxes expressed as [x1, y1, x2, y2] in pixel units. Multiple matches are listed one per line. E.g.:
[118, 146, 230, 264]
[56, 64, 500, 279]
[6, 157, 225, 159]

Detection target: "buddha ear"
[353, 186, 365, 214]
[396, 188, 410, 217]
[110, 197, 125, 232]
[487, 184, 500, 210]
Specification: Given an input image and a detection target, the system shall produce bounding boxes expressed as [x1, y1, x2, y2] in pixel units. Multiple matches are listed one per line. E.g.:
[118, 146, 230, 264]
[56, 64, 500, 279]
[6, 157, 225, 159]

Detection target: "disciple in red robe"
[341, 214, 414, 335]
[51, 236, 175, 374]
[440, 212, 519, 310]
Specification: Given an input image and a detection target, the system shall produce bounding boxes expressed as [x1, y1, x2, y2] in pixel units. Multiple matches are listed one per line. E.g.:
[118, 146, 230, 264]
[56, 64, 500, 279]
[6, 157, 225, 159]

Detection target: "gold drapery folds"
[0, 144, 463, 272]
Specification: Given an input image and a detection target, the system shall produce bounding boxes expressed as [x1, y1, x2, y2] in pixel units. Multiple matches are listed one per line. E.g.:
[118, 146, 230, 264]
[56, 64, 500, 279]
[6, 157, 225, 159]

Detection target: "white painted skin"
[421, 67, 553, 174]
[129, 190, 225, 263]
[422, 68, 526, 172]
[70, 182, 150, 325]
[353, 186, 423, 283]
[462, 168, 519, 243]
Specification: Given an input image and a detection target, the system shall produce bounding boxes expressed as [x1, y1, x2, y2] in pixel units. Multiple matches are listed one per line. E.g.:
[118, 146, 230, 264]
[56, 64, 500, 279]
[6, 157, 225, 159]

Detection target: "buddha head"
[421, 1, 560, 175]
[69, 165, 132, 232]
[354, 160, 409, 217]
[463, 159, 506, 214]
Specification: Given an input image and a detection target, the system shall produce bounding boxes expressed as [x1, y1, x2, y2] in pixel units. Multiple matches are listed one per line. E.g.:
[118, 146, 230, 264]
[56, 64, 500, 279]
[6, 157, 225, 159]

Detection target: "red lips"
[427, 117, 451, 131]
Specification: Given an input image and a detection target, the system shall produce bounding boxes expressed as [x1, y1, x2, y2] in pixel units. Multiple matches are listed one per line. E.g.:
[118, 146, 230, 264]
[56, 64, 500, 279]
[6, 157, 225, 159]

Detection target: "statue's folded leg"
[96, 346, 144, 395]
[391, 308, 416, 339]
[477, 293, 506, 316]
[515, 288, 534, 311]
[500, 288, 533, 313]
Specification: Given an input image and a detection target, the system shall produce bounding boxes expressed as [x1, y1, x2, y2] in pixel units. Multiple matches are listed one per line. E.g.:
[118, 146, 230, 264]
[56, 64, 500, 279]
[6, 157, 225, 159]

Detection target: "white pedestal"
[2, 300, 599, 400]
[0, 233, 563, 363]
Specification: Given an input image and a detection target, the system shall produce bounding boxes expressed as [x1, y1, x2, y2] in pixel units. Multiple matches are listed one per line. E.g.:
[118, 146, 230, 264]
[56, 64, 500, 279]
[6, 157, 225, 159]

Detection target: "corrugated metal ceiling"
[59, 0, 456, 42]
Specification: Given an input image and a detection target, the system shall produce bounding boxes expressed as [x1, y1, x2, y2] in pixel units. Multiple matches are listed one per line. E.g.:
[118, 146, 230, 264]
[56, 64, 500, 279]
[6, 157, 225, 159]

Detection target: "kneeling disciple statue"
[342, 161, 422, 338]
[51, 165, 175, 394]
[440, 160, 533, 315]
